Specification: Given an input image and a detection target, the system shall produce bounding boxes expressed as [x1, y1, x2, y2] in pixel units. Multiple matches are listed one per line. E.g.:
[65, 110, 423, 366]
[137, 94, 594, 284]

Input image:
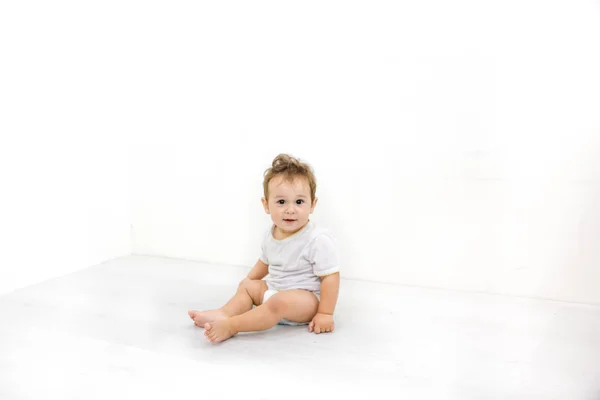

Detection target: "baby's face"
[262, 175, 317, 235]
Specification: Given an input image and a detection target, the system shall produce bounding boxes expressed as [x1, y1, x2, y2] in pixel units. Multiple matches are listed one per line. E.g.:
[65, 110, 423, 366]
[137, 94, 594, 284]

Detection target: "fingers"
[309, 320, 335, 334]
[315, 324, 334, 334]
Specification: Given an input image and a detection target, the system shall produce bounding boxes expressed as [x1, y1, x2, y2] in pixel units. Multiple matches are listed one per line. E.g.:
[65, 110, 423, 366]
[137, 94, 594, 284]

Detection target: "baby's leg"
[204, 290, 319, 343]
[188, 279, 268, 327]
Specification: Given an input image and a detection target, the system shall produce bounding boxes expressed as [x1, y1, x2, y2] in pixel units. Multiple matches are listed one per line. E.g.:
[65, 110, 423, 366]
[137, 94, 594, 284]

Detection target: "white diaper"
[262, 289, 321, 326]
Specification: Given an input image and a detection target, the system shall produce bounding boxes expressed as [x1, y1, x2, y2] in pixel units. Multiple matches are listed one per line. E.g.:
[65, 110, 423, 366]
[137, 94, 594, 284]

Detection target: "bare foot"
[204, 321, 236, 343]
[188, 310, 228, 327]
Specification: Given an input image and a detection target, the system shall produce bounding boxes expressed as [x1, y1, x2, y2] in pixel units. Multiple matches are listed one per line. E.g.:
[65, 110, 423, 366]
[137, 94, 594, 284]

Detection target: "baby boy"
[188, 154, 341, 343]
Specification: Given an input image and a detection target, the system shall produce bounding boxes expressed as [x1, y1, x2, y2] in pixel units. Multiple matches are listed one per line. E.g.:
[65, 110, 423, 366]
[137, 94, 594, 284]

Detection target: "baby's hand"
[309, 313, 334, 334]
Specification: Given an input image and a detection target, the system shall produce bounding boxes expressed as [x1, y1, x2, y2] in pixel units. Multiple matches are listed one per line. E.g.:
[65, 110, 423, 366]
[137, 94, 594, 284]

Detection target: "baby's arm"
[309, 272, 340, 334]
[318, 273, 340, 315]
[246, 259, 269, 280]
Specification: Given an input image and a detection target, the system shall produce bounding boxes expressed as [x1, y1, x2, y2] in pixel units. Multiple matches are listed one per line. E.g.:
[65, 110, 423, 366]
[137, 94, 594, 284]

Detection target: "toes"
[205, 327, 216, 340]
[205, 323, 212, 331]
[188, 310, 196, 319]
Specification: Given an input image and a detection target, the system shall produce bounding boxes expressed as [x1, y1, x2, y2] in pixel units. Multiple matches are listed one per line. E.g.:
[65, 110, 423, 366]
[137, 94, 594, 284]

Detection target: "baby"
[188, 153, 341, 343]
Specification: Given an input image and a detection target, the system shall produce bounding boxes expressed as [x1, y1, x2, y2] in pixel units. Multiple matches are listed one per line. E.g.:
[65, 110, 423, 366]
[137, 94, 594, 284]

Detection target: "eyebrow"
[274, 195, 308, 199]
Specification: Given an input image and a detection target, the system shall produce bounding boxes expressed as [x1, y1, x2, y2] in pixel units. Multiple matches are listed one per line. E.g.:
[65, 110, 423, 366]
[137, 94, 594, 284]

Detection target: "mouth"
[283, 219, 297, 222]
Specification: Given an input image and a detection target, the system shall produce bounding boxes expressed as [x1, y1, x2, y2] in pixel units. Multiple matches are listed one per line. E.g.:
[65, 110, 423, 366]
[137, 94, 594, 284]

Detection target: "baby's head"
[261, 154, 318, 235]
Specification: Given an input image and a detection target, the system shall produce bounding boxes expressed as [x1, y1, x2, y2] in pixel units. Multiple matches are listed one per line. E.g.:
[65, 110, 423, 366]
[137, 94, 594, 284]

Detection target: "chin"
[280, 220, 306, 231]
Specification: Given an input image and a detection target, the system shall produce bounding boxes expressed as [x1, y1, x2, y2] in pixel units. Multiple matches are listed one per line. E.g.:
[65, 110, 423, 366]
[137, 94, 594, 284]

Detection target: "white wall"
[128, 1, 600, 304]
[0, 140, 131, 295]
[0, 4, 132, 294]
[2, 1, 599, 304]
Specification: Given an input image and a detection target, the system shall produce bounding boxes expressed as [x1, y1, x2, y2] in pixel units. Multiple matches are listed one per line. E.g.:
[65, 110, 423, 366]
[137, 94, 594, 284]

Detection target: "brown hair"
[263, 154, 317, 203]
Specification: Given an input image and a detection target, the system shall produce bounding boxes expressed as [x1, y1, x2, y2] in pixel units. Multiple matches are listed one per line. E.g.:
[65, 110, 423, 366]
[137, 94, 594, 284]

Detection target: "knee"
[238, 279, 264, 305]
[266, 294, 288, 315]
[238, 278, 252, 292]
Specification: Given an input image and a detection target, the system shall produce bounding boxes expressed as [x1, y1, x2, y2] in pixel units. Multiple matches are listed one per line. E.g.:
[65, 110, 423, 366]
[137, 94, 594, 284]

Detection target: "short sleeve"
[259, 229, 269, 264]
[308, 233, 341, 277]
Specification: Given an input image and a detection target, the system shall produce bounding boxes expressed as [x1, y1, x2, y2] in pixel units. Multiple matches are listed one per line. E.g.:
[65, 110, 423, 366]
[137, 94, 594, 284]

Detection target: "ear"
[310, 197, 318, 213]
[261, 197, 270, 214]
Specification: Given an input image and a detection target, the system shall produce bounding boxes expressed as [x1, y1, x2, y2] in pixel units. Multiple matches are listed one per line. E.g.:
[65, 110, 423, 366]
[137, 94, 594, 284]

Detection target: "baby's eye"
[296, 199, 304, 205]
[277, 200, 285, 205]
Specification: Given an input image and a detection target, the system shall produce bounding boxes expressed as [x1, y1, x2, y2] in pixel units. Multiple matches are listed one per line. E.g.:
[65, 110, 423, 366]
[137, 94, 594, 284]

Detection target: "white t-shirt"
[259, 220, 340, 293]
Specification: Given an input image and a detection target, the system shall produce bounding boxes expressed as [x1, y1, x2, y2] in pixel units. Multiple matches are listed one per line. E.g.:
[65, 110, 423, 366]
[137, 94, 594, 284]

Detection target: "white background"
[2, 1, 600, 303]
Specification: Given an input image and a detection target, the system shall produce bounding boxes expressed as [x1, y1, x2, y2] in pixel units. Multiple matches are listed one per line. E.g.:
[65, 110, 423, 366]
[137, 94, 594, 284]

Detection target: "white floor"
[1, 255, 599, 400]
